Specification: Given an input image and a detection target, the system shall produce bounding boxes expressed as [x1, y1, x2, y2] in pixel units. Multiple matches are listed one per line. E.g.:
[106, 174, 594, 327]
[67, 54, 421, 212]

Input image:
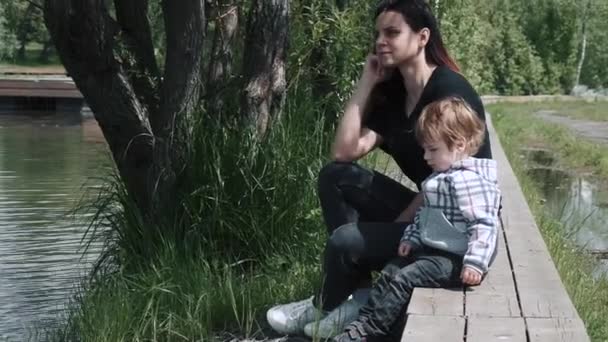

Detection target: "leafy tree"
[579, 0, 608, 88]
[516, 0, 579, 92]
[440, 0, 497, 94]
[43, 0, 289, 228]
[0, 1, 17, 60]
[488, 4, 544, 95]
[0, 0, 49, 60]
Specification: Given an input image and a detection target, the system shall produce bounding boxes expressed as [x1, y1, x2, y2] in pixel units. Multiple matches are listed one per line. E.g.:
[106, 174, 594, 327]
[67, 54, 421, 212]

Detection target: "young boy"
[333, 97, 502, 342]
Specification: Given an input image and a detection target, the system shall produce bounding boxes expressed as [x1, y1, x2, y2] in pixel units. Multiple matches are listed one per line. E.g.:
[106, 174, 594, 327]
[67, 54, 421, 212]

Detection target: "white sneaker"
[267, 297, 324, 334]
[303, 298, 363, 338]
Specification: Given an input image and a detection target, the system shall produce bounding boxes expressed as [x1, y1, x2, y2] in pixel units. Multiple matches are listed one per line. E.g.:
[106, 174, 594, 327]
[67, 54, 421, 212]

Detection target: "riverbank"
[44, 99, 608, 342]
[489, 101, 608, 341]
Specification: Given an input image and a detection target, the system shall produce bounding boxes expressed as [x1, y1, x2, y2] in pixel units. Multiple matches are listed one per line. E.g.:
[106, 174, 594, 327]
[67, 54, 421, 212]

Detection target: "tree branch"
[206, 0, 238, 114]
[240, 0, 289, 136]
[44, 0, 156, 213]
[155, 0, 205, 140]
[114, 0, 160, 113]
[24, 0, 44, 11]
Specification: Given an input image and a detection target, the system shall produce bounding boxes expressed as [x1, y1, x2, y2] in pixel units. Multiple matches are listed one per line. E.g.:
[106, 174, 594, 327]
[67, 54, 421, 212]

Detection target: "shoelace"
[287, 299, 313, 319]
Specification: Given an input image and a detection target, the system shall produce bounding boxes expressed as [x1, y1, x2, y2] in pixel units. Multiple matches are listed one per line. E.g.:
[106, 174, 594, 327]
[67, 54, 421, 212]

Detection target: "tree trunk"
[38, 39, 53, 63]
[17, 42, 26, 60]
[240, 0, 289, 136]
[17, 3, 35, 61]
[574, 0, 591, 89]
[152, 0, 205, 213]
[206, 0, 238, 115]
[114, 0, 160, 114]
[44, 0, 205, 221]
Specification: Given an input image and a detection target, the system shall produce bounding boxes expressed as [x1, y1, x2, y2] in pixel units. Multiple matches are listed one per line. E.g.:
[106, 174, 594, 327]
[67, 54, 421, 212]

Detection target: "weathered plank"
[487, 115, 583, 320]
[401, 315, 465, 342]
[467, 317, 526, 342]
[527, 318, 590, 342]
[407, 288, 463, 316]
[466, 227, 521, 318]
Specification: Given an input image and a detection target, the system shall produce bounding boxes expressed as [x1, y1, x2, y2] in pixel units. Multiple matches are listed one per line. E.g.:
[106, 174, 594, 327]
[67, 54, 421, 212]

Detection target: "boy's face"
[422, 139, 465, 172]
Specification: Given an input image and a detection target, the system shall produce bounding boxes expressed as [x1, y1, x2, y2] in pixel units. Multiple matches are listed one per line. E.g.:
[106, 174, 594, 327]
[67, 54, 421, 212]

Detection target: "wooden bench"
[399, 115, 590, 341]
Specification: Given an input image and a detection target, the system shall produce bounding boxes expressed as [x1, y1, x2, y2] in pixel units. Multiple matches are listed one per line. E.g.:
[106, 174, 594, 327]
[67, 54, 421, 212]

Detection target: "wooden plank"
[401, 315, 465, 342]
[467, 317, 526, 342]
[527, 318, 590, 342]
[0, 79, 83, 99]
[407, 288, 463, 316]
[466, 222, 521, 318]
[0, 89, 83, 98]
[486, 115, 582, 320]
[0, 79, 77, 90]
[466, 291, 520, 318]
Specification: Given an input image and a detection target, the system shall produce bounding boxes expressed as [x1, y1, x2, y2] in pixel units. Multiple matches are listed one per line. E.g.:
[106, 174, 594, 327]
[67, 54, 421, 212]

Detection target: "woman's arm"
[331, 55, 386, 162]
[394, 192, 424, 222]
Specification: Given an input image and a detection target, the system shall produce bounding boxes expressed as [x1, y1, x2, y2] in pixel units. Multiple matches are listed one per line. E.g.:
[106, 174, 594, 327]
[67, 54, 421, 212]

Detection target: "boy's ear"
[455, 139, 467, 153]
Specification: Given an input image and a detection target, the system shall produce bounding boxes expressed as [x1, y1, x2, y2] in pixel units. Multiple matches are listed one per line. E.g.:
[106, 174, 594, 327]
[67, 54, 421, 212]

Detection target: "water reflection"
[522, 149, 608, 278]
[0, 114, 109, 340]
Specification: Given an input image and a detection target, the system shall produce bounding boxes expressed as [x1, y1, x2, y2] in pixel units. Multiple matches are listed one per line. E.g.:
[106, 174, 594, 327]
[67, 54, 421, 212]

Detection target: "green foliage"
[0, 0, 49, 55]
[289, 0, 374, 123]
[0, 0, 54, 64]
[580, 0, 608, 88]
[490, 12, 545, 95]
[517, 0, 579, 92]
[0, 1, 17, 59]
[440, 0, 497, 94]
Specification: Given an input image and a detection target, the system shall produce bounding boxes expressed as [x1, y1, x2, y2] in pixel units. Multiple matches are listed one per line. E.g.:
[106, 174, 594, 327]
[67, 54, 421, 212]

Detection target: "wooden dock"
[0, 77, 82, 99]
[0, 75, 85, 114]
[400, 115, 590, 341]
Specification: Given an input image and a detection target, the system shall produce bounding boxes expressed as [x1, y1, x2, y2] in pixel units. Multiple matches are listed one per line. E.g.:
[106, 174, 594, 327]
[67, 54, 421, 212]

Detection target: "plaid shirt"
[401, 157, 501, 274]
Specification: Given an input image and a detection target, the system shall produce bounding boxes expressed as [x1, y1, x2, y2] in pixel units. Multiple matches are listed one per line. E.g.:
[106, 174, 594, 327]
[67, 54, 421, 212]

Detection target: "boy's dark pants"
[358, 250, 463, 336]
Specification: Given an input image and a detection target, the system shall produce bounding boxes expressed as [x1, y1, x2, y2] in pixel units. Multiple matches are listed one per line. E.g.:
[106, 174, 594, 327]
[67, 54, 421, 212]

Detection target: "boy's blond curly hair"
[415, 97, 485, 155]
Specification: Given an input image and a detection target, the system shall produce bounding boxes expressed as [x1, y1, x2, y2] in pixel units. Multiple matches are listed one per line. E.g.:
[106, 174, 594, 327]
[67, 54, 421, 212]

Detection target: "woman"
[267, 0, 492, 338]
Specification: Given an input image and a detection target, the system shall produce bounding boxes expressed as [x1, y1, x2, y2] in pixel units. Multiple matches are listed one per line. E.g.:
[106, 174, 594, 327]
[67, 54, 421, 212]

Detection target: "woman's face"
[374, 11, 426, 67]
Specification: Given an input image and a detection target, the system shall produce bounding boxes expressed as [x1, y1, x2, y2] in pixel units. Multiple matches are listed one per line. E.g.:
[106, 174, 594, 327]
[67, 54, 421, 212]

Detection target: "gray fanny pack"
[419, 207, 468, 256]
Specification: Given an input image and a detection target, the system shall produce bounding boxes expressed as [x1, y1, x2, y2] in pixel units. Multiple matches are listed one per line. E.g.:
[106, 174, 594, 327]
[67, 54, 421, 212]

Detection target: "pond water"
[521, 148, 608, 278]
[0, 114, 109, 341]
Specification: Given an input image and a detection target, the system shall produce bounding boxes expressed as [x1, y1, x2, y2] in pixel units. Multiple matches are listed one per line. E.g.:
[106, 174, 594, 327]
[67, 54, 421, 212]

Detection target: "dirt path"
[535, 110, 608, 145]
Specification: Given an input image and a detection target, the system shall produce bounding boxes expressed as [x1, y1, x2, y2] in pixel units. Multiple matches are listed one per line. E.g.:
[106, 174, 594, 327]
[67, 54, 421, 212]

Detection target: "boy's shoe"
[332, 320, 370, 342]
[303, 298, 363, 338]
[267, 297, 324, 334]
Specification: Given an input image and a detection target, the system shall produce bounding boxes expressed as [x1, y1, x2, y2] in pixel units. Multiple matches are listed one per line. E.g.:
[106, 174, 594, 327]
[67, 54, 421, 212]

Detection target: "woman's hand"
[359, 54, 391, 88]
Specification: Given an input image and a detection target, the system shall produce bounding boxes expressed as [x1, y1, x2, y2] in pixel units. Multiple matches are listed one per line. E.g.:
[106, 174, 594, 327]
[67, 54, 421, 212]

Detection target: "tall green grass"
[491, 104, 608, 341]
[45, 2, 383, 340]
[51, 93, 335, 341]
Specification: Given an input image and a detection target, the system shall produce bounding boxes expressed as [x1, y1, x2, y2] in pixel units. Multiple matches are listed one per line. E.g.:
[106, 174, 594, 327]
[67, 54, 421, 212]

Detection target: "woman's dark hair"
[375, 0, 459, 72]
[365, 0, 458, 117]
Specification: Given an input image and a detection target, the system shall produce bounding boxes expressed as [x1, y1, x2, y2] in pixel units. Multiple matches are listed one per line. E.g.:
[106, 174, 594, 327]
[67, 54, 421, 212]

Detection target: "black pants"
[314, 161, 418, 311]
[358, 251, 463, 337]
